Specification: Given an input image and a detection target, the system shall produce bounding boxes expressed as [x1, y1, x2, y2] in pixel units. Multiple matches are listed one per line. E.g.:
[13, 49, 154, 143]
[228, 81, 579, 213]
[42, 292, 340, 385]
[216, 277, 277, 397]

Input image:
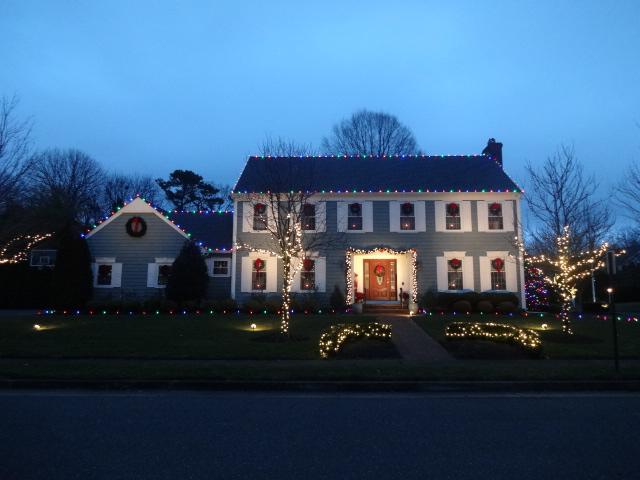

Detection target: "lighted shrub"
[445, 322, 541, 352]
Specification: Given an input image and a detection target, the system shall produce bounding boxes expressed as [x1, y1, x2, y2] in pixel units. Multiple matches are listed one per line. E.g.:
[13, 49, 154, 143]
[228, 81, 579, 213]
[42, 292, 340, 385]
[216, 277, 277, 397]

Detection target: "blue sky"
[2, 0, 639, 195]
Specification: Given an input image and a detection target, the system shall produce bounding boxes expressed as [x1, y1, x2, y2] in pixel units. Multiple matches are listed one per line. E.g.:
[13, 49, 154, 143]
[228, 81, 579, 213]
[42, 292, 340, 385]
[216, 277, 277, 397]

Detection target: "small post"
[606, 251, 619, 373]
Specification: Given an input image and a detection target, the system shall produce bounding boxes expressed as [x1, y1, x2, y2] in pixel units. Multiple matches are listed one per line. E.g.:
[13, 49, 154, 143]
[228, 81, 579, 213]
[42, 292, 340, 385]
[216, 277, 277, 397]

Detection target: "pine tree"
[166, 241, 209, 303]
[52, 224, 93, 308]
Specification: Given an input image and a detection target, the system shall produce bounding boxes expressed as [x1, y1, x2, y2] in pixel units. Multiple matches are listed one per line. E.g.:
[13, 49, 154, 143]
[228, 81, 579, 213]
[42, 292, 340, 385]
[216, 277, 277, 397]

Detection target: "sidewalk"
[380, 315, 453, 362]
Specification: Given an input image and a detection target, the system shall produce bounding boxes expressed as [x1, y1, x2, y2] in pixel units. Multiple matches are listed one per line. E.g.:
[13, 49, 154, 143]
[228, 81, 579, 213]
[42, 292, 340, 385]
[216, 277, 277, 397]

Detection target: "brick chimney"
[482, 138, 503, 166]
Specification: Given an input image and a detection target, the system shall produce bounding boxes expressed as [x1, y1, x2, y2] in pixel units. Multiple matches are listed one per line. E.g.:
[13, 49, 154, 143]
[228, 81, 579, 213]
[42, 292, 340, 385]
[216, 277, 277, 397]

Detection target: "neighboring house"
[231, 139, 526, 306]
[84, 198, 232, 300]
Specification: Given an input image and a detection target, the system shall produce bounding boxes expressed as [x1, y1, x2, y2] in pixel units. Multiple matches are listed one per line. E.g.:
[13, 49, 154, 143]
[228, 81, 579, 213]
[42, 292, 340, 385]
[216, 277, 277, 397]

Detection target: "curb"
[2, 379, 640, 392]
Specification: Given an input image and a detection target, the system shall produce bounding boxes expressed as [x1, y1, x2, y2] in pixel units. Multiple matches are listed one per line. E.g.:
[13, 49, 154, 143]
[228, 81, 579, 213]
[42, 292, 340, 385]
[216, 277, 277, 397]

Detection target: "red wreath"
[489, 202, 502, 215]
[253, 258, 265, 271]
[349, 203, 362, 215]
[373, 264, 386, 277]
[449, 258, 462, 270]
[126, 216, 147, 237]
[491, 258, 504, 271]
[302, 258, 315, 271]
[447, 203, 460, 216]
[401, 202, 414, 215]
[254, 203, 266, 215]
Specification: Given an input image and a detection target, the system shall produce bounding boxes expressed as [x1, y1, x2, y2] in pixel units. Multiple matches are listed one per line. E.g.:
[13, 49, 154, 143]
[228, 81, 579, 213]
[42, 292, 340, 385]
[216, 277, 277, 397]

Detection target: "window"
[488, 202, 503, 230]
[38, 256, 51, 266]
[348, 203, 363, 230]
[212, 260, 229, 276]
[300, 258, 315, 290]
[400, 202, 415, 230]
[252, 258, 267, 290]
[446, 203, 461, 230]
[447, 258, 463, 290]
[97, 264, 113, 286]
[253, 203, 267, 231]
[157, 264, 172, 286]
[301, 204, 316, 231]
[490, 257, 506, 290]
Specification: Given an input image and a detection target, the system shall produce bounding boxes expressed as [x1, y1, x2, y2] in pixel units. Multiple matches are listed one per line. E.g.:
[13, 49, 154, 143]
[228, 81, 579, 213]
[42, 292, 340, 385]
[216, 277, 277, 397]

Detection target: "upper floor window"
[252, 258, 266, 290]
[400, 202, 415, 230]
[301, 204, 316, 231]
[490, 257, 506, 290]
[446, 203, 461, 230]
[253, 203, 267, 231]
[447, 258, 463, 290]
[97, 264, 113, 286]
[348, 203, 363, 230]
[300, 258, 315, 290]
[488, 202, 503, 230]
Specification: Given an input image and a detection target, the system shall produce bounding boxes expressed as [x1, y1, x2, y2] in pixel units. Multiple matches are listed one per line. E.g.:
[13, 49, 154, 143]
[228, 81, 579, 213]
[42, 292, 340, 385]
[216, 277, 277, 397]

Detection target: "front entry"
[364, 259, 397, 301]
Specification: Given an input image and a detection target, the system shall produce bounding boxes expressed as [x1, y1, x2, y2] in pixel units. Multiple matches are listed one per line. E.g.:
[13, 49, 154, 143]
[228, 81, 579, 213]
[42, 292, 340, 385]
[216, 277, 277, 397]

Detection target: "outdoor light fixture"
[607, 287, 613, 294]
[33, 324, 41, 330]
[541, 323, 548, 330]
[250, 323, 257, 331]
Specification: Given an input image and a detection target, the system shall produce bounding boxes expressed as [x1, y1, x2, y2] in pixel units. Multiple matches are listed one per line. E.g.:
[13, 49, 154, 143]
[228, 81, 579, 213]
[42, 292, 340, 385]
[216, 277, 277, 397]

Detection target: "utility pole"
[606, 251, 619, 373]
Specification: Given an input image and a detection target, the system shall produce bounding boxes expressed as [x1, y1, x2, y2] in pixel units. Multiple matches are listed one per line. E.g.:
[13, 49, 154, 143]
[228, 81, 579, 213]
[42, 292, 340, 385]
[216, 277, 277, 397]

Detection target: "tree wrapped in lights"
[0, 233, 53, 264]
[521, 226, 608, 334]
[525, 265, 550, 311]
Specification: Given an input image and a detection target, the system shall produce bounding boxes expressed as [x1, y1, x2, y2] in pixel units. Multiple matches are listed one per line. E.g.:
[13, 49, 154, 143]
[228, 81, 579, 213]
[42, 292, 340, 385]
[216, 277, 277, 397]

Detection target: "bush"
[243, 294, 267, 313]
[496, 301, 517, 313]
[52, 225, 93, 309]
[299, 295, 319, 313]
[217, 298, 238, 312]
[419, 290, 438, 310]
[476, 300, 494, 313]
[330, 285, 345, 311]
[581, 302, 608, 314]
[265, 297, 282, 314]
[451, 300, 472, 313]
[477, 291, 520, 308]
[166, 241, 209, 303]
[436, 291, 480, 310]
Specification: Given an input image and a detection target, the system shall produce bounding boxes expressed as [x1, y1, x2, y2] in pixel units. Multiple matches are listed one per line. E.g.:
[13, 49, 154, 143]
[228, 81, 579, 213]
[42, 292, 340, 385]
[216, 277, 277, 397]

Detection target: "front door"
[364, 259, 397, 301]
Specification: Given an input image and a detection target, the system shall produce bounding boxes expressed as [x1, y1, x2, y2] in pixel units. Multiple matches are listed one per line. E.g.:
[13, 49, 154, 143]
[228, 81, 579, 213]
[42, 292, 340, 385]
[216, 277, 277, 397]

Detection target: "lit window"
[400, 202, 415, 230]
[157, 264, 172, 285]
[97, 264, 113, 286]
[348, 203, 363, 230]
[300, 258, 315, 290]
[253, 203, 267, 231]
[213, 260, 229, 276]
[446, 203, 461, 230]
[488, 202, 504, 230]
[447, 258, 463, 290]
[252, 258, 266, 290]
[491, 257, 506, 290]
[301, 204, 316, 231]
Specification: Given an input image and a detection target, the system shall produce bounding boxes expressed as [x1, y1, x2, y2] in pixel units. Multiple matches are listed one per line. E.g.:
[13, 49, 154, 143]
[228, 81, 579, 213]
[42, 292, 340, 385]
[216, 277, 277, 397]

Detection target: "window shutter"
[463, 256, 474, 290]
[477, 201, 488, 232]
[315, 202, 326, 232]
[436, 256, 448, 291]
[337, 202, 347, 232]
[502, 201, 515, 232]
[240, 256, 252, 292]
[242, 202, 252, 233]
[266, 257, 278, 292]
[147, 263, 158, 287]
[363, 201, 373, 232]
[315, 257, 326, 292]
[434, 202, 445, 232]
[290, 257, 301, 293]
[267, 206, 277, 231]
[389, 201, 400, 232]
[111, 263, 123, 288]
[479, 256, 491, 291]
[506, 256, 517, 292]
[91, 263, 97, 287]
[461, 201, 472, 232]
[414, 201, 426, 232]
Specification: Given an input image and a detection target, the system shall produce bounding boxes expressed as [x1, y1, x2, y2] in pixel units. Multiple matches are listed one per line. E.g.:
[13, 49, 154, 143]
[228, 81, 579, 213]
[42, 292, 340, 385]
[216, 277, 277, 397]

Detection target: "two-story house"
[231, 139, 525, 308]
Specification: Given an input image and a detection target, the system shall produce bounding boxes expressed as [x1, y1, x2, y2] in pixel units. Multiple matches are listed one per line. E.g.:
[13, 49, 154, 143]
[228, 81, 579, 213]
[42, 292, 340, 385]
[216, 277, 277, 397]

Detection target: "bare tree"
[615, 160, 640, 226]
[0, 95, 32, 212]
[213, 183, 233, 211]
[102, 172, 163, 211]
[27, 148, 105, 229]
[525, 145, 613, 254]
[259, 135, 315, 157]
[321, 109, 419, 156]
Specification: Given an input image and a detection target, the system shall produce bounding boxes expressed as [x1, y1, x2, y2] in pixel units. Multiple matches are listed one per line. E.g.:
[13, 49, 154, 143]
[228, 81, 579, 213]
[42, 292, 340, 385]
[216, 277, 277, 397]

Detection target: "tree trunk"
[280, 256, 292, 337]
[560, 300, 573, 335]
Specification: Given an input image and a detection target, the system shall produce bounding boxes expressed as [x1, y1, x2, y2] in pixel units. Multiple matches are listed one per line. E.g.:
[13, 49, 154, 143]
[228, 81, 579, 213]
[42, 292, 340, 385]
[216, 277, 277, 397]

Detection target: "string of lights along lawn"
[445, 322, 541, 351]
[319, 322, 391, 358]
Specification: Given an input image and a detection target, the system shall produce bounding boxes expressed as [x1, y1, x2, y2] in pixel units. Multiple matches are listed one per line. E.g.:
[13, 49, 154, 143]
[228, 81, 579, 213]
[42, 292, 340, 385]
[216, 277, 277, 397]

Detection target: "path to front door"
[379, 315, 453, 362]
[364, 259, 397, 301]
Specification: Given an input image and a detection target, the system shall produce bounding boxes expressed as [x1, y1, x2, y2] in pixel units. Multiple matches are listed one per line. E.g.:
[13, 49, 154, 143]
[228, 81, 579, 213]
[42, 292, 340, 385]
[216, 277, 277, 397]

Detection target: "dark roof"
[167, 211, 233, 252]
[233, 155, 521, 193]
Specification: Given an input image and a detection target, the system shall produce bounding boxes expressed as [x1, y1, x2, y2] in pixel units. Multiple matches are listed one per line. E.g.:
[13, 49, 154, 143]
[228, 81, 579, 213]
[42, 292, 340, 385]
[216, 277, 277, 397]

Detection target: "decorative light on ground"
[445, 322, 541, 351]
[319, 322, 391, 358]
[33, 324, 42, 330]
[250, 323, 257, 330]
[541, 323, 548, 330]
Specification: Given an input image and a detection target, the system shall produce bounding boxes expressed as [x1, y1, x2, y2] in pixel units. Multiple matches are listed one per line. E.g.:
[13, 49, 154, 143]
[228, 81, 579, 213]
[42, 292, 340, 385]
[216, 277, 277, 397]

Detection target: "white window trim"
[435, 201, 472, 233]
[93, 261, 122, 289]
[300, 201, 326, 233]
[338, 201, 373, 233]
[242, 201, 277, 234]
[147, 258, 174, 289]
[209, 258, 231, 277]
[241, 252, 278, 293]
[477, 200, 515, 233]
[437, 251, 474, 292]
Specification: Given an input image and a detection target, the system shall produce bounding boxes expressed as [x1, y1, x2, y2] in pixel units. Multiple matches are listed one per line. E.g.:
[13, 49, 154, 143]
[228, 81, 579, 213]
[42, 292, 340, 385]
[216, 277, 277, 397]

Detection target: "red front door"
[364, 259, 397, 301]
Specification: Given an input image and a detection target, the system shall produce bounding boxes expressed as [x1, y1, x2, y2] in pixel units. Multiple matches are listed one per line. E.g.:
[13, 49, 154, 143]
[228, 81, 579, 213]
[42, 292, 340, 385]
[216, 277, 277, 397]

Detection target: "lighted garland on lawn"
[345, 247, 417, 304]
[319, 322, 392, 358]
[445, 322, 541, 351]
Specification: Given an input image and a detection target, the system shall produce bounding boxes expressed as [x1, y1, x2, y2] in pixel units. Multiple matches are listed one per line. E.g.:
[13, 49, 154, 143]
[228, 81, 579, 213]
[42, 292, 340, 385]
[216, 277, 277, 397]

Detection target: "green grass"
[414, 313, 640, 359]
[0, 314, 377, 360]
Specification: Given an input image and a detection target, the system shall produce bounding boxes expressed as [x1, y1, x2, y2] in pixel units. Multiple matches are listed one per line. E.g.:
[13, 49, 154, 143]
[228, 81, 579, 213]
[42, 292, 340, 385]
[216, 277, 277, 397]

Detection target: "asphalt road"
[1, 391, 639, 480]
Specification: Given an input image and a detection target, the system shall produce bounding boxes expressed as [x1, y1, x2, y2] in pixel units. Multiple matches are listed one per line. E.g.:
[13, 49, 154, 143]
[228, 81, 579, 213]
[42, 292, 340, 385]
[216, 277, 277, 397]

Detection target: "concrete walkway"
[379, 315, 453, 362]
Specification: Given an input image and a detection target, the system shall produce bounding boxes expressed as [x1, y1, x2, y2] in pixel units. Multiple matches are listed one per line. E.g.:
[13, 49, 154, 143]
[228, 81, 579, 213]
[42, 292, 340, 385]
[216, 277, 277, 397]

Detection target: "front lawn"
[415, 313, 640, 359]
[0, 314, 378, 360]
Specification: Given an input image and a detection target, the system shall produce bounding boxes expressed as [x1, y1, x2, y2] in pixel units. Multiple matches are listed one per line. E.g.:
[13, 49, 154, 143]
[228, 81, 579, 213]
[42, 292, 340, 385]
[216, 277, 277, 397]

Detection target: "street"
[1, 390, 639, 479]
